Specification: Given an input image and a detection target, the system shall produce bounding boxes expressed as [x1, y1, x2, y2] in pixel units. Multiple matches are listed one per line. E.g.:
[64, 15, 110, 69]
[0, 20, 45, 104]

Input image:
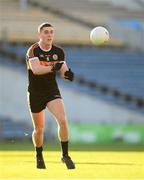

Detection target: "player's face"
[39, 27, 54, 45]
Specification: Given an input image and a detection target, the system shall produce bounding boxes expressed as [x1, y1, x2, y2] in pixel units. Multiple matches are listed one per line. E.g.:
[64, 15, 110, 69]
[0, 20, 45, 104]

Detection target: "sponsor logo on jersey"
[53, 54, 58, 60]
[46, 56, 50, 61]
[43, 55, 50, 61]
[39, 54, 44, 57]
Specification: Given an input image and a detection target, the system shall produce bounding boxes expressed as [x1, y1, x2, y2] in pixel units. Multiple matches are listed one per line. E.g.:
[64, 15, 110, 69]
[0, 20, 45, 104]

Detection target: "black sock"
[61, 141, 68, 157]
[36, 146, 43, 157]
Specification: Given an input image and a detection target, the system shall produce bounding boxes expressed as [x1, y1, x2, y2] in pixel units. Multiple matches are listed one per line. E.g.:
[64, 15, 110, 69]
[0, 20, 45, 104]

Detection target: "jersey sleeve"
[26, 44, 38, 62]
[59, 48, 65, 62]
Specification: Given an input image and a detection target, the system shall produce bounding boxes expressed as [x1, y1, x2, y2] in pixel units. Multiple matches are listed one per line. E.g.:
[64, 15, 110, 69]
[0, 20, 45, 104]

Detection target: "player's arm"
[60, 62, 74, 81]
[28, 57, 52, 75]
[28, 57, 63, 75]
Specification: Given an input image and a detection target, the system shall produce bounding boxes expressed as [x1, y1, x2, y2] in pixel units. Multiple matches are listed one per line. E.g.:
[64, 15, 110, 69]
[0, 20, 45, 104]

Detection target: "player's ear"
[38, 32, 41, 39]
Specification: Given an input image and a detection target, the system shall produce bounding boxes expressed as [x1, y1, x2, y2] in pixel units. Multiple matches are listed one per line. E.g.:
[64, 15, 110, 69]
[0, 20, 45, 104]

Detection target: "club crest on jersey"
[53, 54, 58, 60]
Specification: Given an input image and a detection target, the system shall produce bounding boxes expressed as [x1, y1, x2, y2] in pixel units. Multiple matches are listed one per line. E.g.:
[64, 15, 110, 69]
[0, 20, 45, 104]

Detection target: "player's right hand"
[51, 62, 64, 72]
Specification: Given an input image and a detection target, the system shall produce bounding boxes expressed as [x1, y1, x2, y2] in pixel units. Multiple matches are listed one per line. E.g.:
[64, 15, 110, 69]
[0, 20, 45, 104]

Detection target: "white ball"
[90, 26, 109, 45]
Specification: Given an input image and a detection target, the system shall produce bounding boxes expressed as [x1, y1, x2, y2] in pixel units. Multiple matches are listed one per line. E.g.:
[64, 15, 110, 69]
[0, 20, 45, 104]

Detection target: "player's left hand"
[64, 69, 74, 81]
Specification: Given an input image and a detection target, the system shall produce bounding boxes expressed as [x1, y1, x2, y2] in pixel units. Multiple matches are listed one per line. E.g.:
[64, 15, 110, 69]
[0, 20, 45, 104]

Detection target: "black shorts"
[27, 91, 62, 113]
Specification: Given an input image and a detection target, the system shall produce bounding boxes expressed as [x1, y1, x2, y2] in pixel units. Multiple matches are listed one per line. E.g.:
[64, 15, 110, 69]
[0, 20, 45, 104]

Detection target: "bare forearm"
[60, 63, 69, 78]
[32, 65, 52, 75]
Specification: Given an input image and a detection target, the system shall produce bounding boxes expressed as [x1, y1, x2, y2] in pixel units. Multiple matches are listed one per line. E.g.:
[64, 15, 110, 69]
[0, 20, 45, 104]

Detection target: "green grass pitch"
[0, 141, 144, 179]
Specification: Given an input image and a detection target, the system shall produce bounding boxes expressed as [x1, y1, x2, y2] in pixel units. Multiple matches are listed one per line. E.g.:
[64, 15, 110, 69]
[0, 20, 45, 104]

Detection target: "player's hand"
[51, 62, 64, 72]
[64, 69, 74, 81]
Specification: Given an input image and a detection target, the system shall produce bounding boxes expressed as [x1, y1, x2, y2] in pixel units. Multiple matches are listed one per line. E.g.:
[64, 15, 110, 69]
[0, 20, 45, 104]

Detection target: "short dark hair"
[38, 22, 53, 32]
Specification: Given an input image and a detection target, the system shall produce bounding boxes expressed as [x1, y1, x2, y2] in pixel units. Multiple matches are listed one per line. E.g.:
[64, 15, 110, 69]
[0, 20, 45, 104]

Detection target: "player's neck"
[39, 41, 52, 52]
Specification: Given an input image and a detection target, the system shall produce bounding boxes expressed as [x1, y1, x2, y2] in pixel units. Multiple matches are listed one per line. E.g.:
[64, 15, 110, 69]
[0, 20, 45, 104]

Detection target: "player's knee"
[34, 127, 44, 135]
[57, 116, 67, 127]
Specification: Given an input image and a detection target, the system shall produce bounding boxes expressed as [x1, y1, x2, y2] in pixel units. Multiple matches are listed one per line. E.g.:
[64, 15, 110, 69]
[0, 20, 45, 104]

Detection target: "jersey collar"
[38, 41, 52, 52]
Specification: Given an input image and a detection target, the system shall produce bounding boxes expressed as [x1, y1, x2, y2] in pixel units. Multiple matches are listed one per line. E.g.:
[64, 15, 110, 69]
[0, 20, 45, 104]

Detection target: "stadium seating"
[0, 0, 91, 44]
[2, 0, 143, 46]
[0, 116, 32, 140]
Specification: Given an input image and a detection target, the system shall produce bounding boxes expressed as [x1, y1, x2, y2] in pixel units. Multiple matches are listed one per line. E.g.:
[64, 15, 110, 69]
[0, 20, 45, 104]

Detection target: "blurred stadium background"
[0, 0, 144, 146]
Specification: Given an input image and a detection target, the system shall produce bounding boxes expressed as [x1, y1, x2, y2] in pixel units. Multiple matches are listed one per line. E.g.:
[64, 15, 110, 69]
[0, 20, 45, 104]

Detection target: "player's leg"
[30, 111, 46, 169]
[28, 91, 47, 169]
[47, 98, 68, 142]
[31, 111, 44, 148]
[47, 98, 75, 169]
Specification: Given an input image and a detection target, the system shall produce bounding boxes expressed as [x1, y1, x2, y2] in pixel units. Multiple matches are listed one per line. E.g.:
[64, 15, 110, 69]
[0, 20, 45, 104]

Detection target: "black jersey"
[26, 42, 65, 93]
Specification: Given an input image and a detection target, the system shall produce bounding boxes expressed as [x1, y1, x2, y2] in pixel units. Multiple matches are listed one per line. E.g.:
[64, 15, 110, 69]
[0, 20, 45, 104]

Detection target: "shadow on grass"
[75, 162, 140, 166]
[25, 160, 140, 166]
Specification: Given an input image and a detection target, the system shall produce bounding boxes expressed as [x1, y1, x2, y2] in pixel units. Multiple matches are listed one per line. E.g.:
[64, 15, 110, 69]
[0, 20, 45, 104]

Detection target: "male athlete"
[26, 22, 75, 169]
